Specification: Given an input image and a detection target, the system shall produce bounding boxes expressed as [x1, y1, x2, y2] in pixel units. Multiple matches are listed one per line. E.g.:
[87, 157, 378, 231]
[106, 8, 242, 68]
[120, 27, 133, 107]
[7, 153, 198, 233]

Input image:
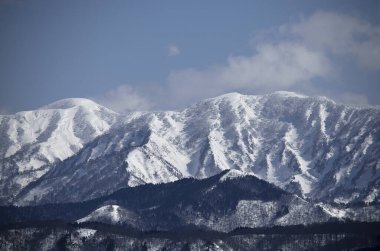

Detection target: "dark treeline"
[229, 220, 380, 235]
[0, 170, 287, 226]
[1, 221, 380, 250]
[71, 221, 380, 250]
[1, 220, 380, 240]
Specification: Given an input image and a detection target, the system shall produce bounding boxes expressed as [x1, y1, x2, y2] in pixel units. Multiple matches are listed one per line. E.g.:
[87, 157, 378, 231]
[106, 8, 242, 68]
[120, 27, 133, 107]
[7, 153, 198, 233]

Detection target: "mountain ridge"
[0, 92, 379, 208]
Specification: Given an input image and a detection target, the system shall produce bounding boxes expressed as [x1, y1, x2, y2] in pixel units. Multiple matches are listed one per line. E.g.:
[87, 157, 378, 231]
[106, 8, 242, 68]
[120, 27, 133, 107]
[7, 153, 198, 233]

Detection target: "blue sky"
[0, 0, 379, 113]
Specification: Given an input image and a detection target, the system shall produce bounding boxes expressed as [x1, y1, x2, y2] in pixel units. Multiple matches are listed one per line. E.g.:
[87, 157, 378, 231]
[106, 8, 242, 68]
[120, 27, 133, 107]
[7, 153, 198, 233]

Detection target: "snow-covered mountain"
[1, 92, 379, 207]
[0, 98, 118, 204]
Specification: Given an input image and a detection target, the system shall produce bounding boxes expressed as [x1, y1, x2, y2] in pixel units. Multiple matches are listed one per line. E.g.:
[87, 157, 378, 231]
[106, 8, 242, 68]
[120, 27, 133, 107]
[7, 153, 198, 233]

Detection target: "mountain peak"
[39, 98, 104, 110]
[217, 92, 243, 99]
[267, 91, 340, 105]
[204, 92, 244, 104]
[271, 91, 308, 98]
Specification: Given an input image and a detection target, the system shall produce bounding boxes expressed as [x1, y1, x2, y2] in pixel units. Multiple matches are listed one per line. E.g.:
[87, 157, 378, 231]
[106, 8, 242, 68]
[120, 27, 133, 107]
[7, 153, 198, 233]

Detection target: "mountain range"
[0, 92, 379, 217]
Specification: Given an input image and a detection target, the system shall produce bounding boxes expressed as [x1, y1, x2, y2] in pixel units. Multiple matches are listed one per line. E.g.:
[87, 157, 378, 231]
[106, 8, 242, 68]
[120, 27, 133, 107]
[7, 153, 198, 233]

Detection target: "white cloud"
[97, 11, 378, 110]
[168, 45, 180, 56]
[288, 11, 380, 70]
[166, 42, 331, 107]
[96, 85, 152, 113]
[161, 11, 380, 107]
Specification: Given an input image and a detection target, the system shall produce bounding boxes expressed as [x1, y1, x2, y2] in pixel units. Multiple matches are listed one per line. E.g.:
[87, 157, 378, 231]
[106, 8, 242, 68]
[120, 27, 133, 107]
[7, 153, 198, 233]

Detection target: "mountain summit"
[0, 98, 118, 203]
[39, 98, 107, 110]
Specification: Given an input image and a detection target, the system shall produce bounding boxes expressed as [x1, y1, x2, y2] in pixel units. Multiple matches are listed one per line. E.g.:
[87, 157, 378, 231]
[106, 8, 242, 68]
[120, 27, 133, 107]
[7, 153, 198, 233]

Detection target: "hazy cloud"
[168, 45, 180, 56]
[161, 11, 380, 107]
[166, 42, 331, 107]
[98, 11, 379, 111]
[96, 85, 152, 113]
[287, 11, 380, 70]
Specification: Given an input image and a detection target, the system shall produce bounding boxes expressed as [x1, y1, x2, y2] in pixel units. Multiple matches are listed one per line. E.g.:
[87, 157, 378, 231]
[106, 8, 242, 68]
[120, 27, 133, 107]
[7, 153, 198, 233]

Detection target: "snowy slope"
[3, 92, 380, 206]
[0, 98, 118, 204]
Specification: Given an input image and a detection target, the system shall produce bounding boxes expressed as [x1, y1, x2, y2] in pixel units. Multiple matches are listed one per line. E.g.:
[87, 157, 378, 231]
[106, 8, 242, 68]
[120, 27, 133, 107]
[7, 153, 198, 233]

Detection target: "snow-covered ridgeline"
[9, 92, 380, 206]
[1, 92, 379, 206]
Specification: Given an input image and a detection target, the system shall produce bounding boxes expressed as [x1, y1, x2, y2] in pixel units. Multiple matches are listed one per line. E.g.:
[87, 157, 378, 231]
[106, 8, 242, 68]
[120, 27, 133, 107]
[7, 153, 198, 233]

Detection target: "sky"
[0, 0, 380, 113]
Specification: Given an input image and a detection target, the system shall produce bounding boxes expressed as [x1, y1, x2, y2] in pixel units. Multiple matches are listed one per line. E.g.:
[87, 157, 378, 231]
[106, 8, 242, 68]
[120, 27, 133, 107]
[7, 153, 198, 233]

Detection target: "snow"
[305, 108, 312, 121]
[364, 188, 379, 204]
[233, 200, 278, 228]
[334, 193, 360, 204]
[362, 134, 373, 155]
[325, 148, 335, 160]
[283, 126, 311, 174]
[40, 98, 102, 110]
[354, 126, 368, 142]
[126, 130, 191, 186]
[76, 229, 97, 238]
[4, 100, 115, 164]
[293, 174, 313, 195]
[282, 125, 315, 194]
[0, 98, 118, 201]
[231, 196, 330, 229]
[272, 91, 308, 98]
[208, 130, 231, 170]
[219, 169, 248, 182]
[5, 145, 19, 158]
[3, 92, 380, 207]
[319, 104, 330, 141]
[317, 203, 347, 218]
[266, 153, 278, 184]
[345, 144, 353, 152]
[126, 149, 152, 183]
[211, 92, 242, 101]
[110, 205, 121, 222]
[77, 205, 122, 223]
